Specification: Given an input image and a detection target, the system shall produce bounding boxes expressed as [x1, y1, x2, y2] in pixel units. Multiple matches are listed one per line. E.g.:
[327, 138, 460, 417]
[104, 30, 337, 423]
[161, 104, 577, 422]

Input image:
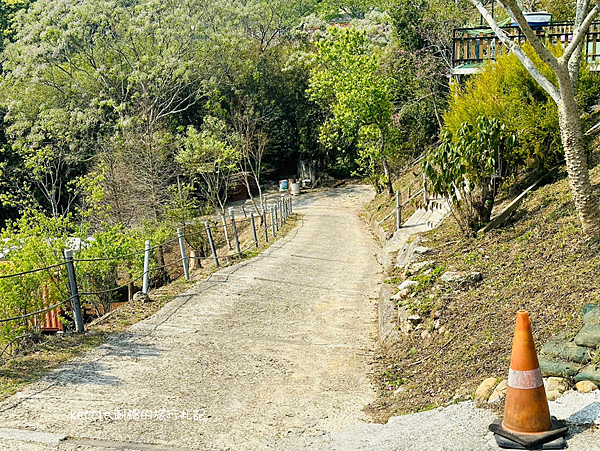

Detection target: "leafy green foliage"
[177, 121, 239, 215]
[308, 25, 398, 193]
[0, 208, 173, 346]
[425, 116, 516, 233]
[385, 0, 466, 163]
[445, 48, 561, 170]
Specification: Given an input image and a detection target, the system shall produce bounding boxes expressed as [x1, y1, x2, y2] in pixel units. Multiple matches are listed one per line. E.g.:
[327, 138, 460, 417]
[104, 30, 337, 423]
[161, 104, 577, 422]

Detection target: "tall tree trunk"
[557, 72, 600, 238]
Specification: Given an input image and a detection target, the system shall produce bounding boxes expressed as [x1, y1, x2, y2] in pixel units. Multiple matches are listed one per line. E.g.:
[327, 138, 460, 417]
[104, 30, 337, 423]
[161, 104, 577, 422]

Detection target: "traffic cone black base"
[489, 418, 568, 449]
[494, 434, 566, 450]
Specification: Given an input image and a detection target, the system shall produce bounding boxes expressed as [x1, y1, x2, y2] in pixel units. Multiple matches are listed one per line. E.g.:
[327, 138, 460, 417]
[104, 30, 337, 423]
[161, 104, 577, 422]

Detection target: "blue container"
[279, 180, 289, 191]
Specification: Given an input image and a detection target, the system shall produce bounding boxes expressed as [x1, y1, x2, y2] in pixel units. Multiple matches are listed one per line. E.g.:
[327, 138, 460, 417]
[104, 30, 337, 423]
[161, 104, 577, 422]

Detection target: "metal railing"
[379, 173, 428, 231]
[0, 196, 295, 335]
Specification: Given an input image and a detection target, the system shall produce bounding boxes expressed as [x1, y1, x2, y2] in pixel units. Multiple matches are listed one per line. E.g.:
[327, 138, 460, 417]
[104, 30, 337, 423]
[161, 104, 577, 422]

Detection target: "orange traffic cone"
[489, 311, 568, 449]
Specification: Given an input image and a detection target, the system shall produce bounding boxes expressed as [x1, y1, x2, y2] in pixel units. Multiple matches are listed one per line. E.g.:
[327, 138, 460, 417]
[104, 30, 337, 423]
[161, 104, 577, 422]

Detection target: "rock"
[583, 303, 600, 324]
[390, 289, 409, 301]
[433, 310, 442, 318]
[495, 379, 508, 395]
[400, 321, 413, 335]
[475, 377, 497, 402]
[539, 357, 581, 377]
[408, 314, 422, 325]
[398, 280, 418, 291]
[133, 291, 150, 302]
[574, 324, 600, 348]
[541, 332, 591, 364]
[574, 365, 600, 385]
[420, 330, 431, 340]
[393, 386, 406, 395]
[575, 380, 598, 393]
[440, 271, 483, 284]
[488, 380, 507, 404]
[545, 389, 562, 401]
[396, 236, 424, 269]
[406, 260, 436, 275]
[437, 326, 446, 334]
[545, 377, 568, 393]
[378, 283, 400, 346]
[488, 390, 503, 403]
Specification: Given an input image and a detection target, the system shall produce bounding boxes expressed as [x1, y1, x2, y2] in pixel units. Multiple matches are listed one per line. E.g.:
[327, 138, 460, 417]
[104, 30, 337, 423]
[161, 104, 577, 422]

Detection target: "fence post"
[262, 208, 269, 243]
[177, 228, 191, 281]
[205, 221, 219, 267]
[423, 172, 427, 207]
[142, 240, 151, 293]
[274, 204, 279, 231]
[280, 196, 284, 224]
[271, 207, 276, 236]
[290, 197, 293, 214]
[64, 249, 84, 333]
[396, 190, 401, 231]
[250, 212, 259, 248]
[229, 207, 241, 254]
[221, 213, 231, 250]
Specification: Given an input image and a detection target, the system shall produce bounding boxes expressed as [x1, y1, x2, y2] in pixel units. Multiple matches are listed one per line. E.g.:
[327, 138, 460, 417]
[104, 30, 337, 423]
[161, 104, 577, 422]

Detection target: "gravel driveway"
[0, 185, 383, 450]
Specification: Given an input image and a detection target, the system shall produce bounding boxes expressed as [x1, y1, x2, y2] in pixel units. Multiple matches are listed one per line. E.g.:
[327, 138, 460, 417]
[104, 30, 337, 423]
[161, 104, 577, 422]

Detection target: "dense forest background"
[0, 0, 581, 229]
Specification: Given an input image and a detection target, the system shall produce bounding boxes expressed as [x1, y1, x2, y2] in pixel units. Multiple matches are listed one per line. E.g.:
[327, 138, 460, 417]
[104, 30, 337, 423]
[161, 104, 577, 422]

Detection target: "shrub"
[425, 116, 516, 233]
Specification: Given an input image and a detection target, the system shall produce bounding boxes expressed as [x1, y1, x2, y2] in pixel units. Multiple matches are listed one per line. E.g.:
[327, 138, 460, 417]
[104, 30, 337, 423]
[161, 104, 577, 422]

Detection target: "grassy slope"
[366, 160, 600, 421]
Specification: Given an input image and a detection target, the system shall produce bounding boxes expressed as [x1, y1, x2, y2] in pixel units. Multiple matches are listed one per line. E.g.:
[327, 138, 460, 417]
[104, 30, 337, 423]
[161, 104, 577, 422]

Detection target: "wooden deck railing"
[452, 22, 600, 71]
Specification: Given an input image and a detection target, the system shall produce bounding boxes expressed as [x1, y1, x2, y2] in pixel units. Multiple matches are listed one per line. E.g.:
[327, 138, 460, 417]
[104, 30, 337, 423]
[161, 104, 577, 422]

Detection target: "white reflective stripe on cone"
[508, 368, 544, 390]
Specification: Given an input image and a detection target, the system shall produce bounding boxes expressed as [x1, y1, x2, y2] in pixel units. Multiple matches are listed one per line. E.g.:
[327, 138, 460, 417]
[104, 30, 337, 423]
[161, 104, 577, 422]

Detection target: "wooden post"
[271, 207, 276, 236]
[142, 240, 151, 294]
[263, 208, 269, 243]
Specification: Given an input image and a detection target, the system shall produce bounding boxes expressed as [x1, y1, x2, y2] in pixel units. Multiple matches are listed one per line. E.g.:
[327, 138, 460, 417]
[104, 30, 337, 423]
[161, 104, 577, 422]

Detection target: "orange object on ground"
[502, 310, 552, 433]
[489, 310, 568, 449]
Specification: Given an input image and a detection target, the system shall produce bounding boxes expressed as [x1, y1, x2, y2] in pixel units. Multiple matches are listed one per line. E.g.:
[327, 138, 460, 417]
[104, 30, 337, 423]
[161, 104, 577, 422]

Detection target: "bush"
[0, 210, 174, 349]
[445, 46, 556, 170]
[425, 116, 516, 233]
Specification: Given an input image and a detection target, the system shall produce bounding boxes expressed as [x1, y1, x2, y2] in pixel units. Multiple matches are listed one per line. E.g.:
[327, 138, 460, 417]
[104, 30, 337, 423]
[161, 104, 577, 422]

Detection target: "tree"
[176, 119, 239, 218]
[308, 26, 398, 195]
[425, 116, 516, 233]
[469, 0, 600, 238]
[386, 0, 466, 160]
[230, 99, 270, 216]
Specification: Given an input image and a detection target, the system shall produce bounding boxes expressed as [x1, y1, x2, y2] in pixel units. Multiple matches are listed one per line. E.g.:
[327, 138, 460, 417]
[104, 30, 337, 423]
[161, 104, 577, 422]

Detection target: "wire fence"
[0, 196, 295, 337]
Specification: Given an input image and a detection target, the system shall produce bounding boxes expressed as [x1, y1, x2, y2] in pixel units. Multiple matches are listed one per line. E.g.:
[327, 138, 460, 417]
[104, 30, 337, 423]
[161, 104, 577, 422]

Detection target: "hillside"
[367, 152, 600, 421]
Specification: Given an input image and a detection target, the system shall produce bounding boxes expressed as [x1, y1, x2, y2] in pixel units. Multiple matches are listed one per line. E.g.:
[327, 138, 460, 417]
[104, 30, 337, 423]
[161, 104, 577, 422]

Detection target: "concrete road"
[0, 185, 383, 451]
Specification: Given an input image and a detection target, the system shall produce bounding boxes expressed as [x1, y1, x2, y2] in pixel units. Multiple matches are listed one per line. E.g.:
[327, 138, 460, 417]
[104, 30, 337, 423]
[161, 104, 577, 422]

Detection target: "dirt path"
[0, 185, 382, 451]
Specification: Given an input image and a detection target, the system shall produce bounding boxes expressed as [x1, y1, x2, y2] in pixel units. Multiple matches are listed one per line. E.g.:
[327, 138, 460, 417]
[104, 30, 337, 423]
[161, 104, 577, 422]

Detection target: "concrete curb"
[364, 210, 392, 245]
[379, 283, 400, 347]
